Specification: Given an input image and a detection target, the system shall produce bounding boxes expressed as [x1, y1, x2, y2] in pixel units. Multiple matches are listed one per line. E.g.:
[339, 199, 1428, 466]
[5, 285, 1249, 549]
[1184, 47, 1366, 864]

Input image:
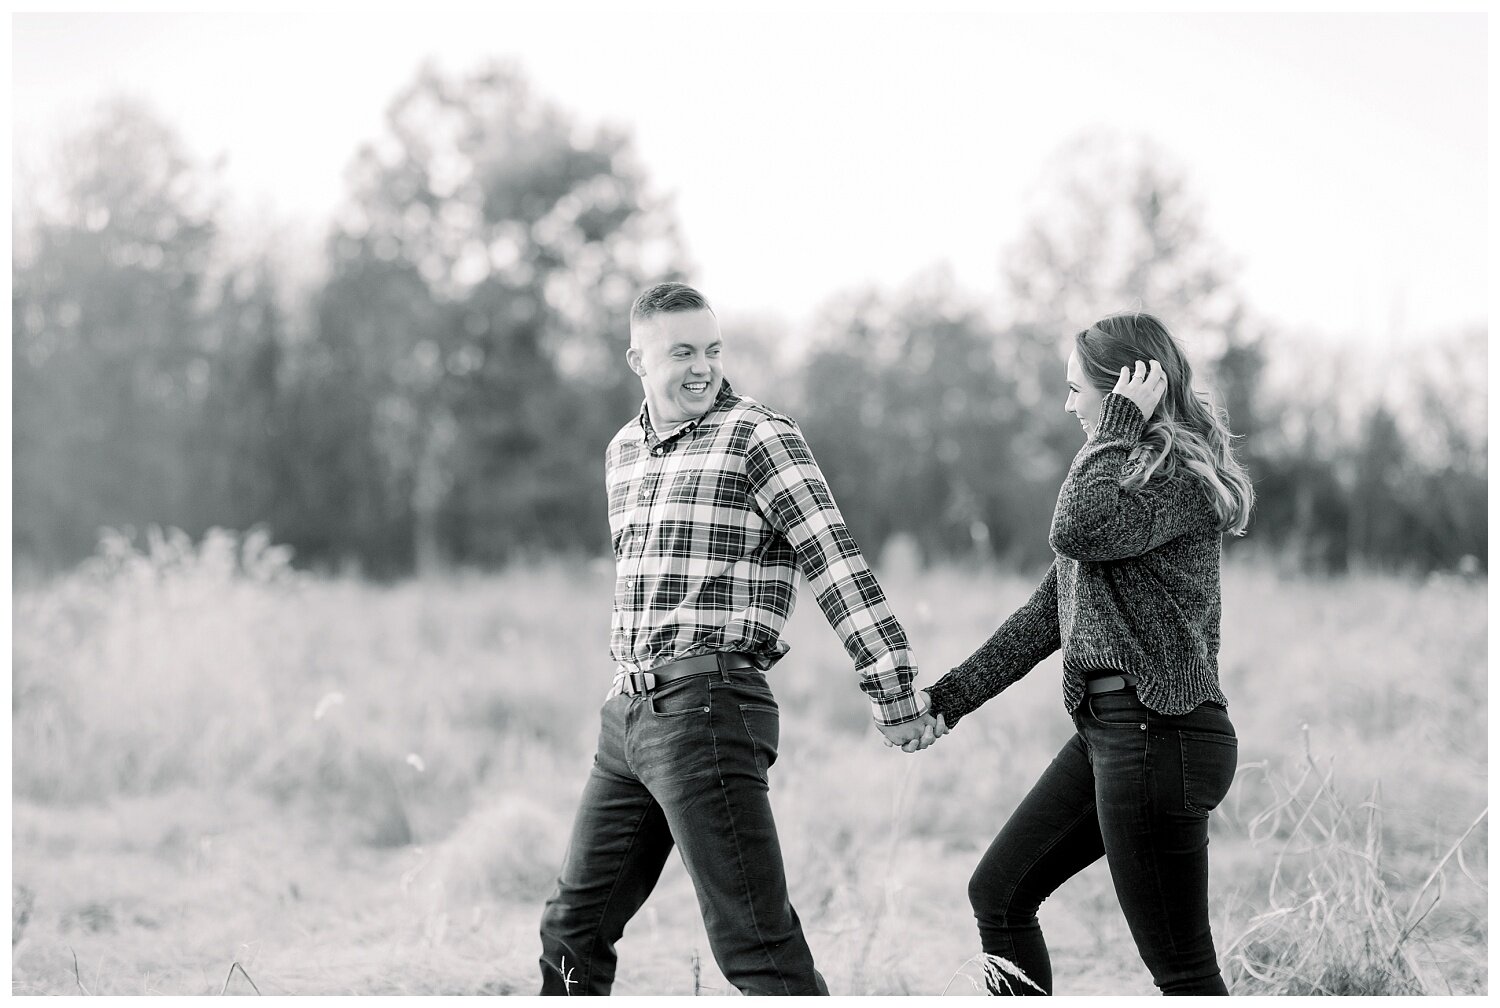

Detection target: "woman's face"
[1065, 350, 1104, 439]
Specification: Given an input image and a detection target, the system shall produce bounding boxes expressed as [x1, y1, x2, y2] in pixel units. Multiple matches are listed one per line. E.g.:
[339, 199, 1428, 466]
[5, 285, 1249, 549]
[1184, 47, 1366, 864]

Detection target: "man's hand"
[878, 691, 951, 752]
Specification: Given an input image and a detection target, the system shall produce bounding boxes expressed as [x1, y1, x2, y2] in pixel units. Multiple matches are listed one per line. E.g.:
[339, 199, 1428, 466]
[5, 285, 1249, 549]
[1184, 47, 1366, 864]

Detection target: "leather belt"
[610, 651, 762, 698]
[1084, 673, 1139, 695]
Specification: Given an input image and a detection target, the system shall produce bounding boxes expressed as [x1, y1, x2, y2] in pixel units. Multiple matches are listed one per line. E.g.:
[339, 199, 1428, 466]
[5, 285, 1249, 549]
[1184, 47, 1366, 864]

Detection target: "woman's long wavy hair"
[1075, 312, 1254, 536]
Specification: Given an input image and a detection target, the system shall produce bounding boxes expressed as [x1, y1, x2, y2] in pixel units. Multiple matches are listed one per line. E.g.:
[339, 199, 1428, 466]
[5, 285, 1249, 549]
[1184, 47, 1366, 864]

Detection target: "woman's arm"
[1049, 393, 1215, 562]
[924, 563, 1061, 729]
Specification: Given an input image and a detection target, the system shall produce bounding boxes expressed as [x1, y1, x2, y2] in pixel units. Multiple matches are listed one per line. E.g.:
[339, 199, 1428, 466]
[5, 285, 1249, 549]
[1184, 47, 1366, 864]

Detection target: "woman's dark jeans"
[538, 669, 828, 996]
[968, 687, 1238, 995]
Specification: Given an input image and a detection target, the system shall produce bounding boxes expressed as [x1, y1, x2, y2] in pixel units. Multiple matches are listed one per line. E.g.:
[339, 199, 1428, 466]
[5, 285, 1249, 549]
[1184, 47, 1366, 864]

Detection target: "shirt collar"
[637, 379, 739, 454]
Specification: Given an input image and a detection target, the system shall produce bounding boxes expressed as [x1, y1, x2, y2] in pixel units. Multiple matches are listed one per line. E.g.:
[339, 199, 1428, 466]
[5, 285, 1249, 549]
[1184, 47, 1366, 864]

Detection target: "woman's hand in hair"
[1112, 359, 1168, 421]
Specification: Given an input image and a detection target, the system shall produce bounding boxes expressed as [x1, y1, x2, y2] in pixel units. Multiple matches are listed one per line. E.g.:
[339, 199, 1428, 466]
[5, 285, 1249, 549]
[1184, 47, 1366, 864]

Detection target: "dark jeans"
[538, 668, 828, 995]
[968, 687, 1238, 995]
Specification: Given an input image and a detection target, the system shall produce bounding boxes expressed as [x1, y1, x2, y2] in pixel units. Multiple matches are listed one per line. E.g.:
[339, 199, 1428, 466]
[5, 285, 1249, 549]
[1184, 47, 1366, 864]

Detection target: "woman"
[922, 311, 1254, 995]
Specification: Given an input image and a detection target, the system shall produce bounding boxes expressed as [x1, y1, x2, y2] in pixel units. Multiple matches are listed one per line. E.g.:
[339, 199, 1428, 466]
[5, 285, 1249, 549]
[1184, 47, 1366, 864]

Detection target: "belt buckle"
[611, 668, 658, 697]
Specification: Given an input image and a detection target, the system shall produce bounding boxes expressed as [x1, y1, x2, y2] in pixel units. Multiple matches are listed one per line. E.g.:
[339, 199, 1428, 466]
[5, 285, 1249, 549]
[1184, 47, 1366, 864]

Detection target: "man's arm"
[744, 415, 924, 727]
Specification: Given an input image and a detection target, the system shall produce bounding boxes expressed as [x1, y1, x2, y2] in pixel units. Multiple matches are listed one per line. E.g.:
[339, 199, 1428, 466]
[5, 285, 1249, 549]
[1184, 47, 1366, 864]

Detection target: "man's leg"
[633, 671, 828, 995]
[538, 694, 675, 995]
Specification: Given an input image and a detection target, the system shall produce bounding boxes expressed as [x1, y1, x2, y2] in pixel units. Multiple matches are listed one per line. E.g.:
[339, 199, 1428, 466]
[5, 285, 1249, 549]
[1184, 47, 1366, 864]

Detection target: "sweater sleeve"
[1048, 394, 1216, 562]
[924, 563, 1061, 729]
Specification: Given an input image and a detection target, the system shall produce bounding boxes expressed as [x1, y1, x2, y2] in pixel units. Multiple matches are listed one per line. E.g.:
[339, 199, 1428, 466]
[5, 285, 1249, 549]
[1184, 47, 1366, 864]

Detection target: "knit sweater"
[925, 393, 1228, 727]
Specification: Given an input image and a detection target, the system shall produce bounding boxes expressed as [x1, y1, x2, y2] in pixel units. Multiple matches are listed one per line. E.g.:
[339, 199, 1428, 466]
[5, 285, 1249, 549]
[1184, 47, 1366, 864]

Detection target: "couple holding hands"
[539, 282, 1254, 996]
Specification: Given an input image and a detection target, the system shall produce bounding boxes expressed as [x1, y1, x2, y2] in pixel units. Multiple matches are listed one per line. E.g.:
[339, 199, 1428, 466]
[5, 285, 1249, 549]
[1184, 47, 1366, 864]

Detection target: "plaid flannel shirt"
[605, 380, 922, 726]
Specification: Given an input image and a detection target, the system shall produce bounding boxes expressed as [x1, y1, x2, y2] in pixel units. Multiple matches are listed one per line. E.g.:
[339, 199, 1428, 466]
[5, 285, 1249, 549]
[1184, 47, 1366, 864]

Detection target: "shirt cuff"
[871, 687, 925, 727]
[1093, 393, 1147, 441]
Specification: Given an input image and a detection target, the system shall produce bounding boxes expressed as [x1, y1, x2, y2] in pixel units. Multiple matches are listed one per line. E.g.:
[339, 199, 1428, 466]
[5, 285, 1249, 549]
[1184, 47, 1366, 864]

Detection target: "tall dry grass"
[1221, 728, 1488, 995]
[10, 529, 1488, 994]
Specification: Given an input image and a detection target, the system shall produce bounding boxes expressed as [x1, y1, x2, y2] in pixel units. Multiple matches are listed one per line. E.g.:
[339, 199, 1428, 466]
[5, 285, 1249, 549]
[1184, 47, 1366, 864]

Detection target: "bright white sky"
[9, 9, 1488, 345]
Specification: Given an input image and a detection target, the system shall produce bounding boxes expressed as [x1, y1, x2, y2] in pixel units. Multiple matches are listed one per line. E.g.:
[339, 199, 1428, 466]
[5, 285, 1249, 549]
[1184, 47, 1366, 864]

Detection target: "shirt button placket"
[636, 450, 660, 507]
[631, 459, 659, 559]
[634, 452, 657, 521]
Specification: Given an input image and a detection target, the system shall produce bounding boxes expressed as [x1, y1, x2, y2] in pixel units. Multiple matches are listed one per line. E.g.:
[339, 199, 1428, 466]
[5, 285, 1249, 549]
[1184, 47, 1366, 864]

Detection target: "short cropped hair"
[630, 282, 714, 325]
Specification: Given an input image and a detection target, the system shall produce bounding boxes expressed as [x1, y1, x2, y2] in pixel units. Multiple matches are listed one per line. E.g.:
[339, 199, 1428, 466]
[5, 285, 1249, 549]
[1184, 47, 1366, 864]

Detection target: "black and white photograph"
[9, 7, 1488, 996]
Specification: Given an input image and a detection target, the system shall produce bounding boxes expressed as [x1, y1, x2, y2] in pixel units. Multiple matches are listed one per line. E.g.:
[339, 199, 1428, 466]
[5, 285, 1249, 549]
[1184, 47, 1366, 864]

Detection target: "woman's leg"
[1082, 691, 1238, 995]
[967, 731, 1107, 995]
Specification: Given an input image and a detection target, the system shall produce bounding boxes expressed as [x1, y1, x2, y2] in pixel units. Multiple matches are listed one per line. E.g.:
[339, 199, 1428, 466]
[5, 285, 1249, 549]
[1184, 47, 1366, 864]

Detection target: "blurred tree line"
[12, 66, 1487, 578]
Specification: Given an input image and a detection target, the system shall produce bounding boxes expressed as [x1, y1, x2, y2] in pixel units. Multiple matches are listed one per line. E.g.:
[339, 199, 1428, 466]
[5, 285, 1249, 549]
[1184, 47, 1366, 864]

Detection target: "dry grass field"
[10, 529, 1488, 995]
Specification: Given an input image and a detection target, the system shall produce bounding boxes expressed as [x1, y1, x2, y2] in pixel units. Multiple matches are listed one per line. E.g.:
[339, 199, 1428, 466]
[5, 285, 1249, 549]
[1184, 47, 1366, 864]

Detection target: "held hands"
[1112, 359, 1169, 421]
[877, 690, 951, 753]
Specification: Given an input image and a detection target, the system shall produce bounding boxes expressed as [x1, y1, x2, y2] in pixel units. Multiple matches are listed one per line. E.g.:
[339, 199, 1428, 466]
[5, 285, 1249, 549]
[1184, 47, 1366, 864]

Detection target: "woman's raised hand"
[1112, 359, 1168, 421]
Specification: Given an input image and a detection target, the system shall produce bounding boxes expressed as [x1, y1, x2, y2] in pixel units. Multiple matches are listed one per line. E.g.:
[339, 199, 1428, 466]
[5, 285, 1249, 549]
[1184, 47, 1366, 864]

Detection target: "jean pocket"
[1086, 691, 1147, 728]
[1179, 729, 1238, 817]
[738, 703, 780, 778]
[648, 676, 713, 718]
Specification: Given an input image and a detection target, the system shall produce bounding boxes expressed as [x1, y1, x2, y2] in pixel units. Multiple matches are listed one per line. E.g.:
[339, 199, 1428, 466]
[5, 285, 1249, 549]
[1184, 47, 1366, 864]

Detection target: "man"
[538, 282, 941, 996]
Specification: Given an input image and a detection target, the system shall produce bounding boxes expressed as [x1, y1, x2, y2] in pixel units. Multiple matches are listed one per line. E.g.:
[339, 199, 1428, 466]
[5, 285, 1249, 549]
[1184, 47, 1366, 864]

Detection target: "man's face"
[627, 309, 724, 428]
